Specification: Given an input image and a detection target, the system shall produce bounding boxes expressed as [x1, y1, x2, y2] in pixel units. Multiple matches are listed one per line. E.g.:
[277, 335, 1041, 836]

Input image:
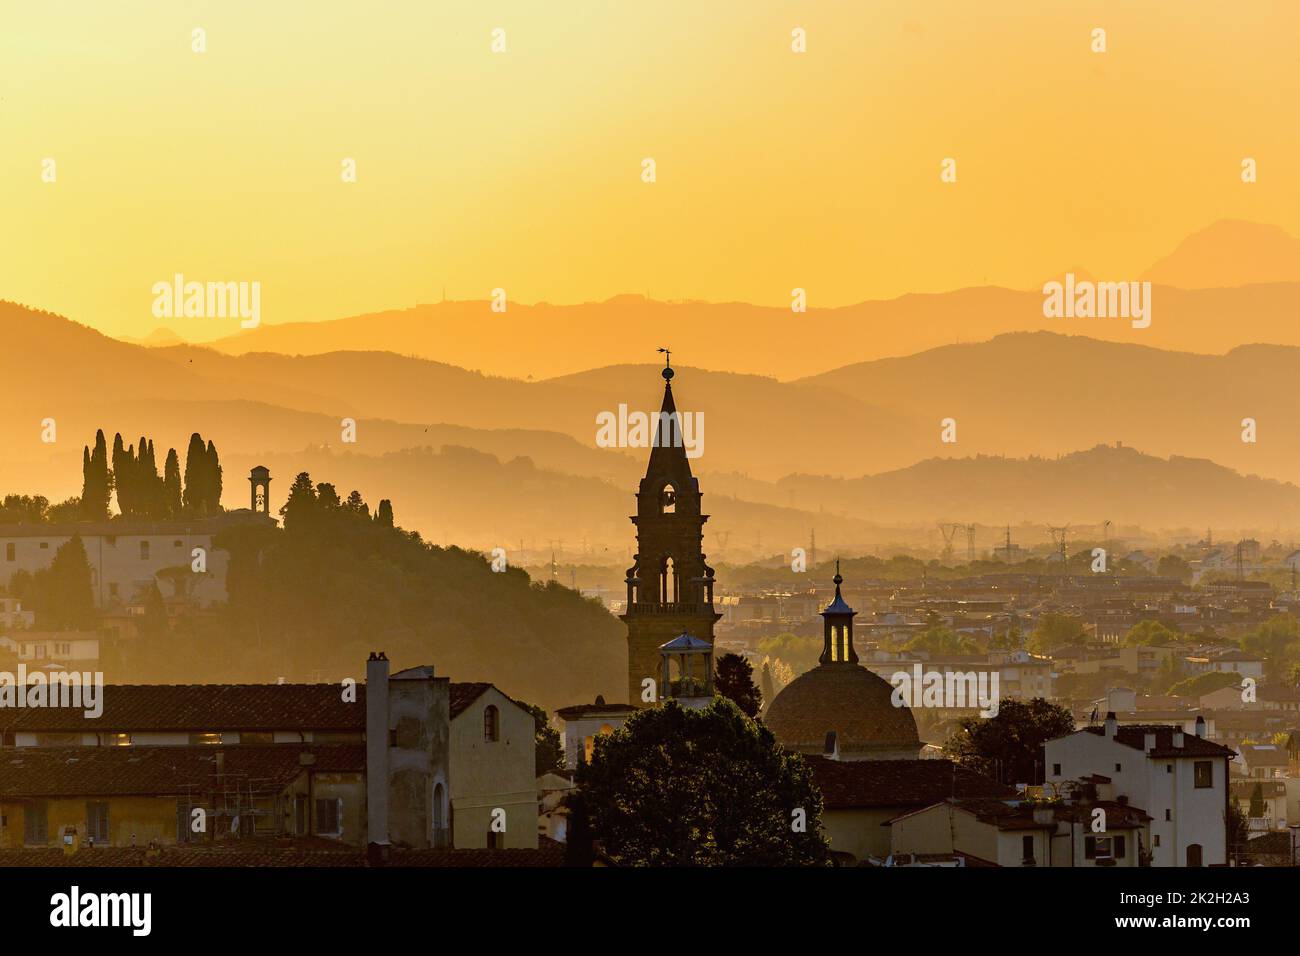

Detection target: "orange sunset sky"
[1, 0, 1297, 343]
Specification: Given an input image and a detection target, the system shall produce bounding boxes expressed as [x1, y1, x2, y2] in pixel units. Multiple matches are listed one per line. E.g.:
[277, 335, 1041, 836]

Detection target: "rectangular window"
[1165, 809, 1172, 821]
[1021, 834, 1035, 863]
[5, 544, 13, 561]
[86, 802, 109, 844]
[139, 541, 150, 560]
[106, 733, 132, 747]
[1194, 761, 1213, 788]
[1052, 763, 1061, 776]
[188, 733, 222, 746]
[1115, 835, 1127, 859]
[1115, 763, 1122, 773]
[1154, 835, 1161, 847]
[315, 798, 341, 836]
[24, 801, 48, 846]
[1085, 836, 1114, 860]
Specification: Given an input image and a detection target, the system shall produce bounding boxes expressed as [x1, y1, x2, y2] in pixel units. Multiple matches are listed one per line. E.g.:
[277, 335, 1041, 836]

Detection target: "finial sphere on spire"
[658, 346, 673, 379]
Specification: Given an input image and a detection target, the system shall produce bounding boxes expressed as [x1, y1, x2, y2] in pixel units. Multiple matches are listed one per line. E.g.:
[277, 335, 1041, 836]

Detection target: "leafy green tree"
[1242, 615, 1300, 682]
[756, 632, 821, 676]
[279, 472, 318, 531]
[1124, 620, 1183, 646]
[1249, 782, 1265, 819]
[943, 698, 1076, 785]
[1157, 553, 1192, 583]
[316, 482, 342, 510]
[345, 489, 369, 518]
[1028, 613, 1088, 655]
[28, 535, 96, 628]
[715, 652, 762, 718]
[1166, 670, 1242, 699]
[0, 494, 50, 523]
[522, 702, 565, 777]
[216, 471, 624, 705]
[569, 698, 830, 866]
[905, 624, 979, 656]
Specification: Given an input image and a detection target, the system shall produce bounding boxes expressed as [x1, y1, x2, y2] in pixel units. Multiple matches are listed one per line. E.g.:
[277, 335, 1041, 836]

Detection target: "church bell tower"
[620, 356, 720, 705]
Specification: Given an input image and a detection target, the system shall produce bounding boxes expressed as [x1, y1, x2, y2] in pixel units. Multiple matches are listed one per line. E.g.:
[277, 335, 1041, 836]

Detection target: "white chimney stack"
[1104, 712, 1118, 738]
[366, 652, 391, 851]
[1195, 715, 1206, 739]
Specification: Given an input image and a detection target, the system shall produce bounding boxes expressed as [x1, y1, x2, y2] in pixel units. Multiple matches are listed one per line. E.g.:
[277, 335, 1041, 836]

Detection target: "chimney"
[1173, 728, 1185, 749]
[1144, 732, 1156, 753]
[1195, 715, 1206, 739]
[366, 652, 391, 849]
[1032, 806, 1055, 826]
[1104, 712, 1118, 738]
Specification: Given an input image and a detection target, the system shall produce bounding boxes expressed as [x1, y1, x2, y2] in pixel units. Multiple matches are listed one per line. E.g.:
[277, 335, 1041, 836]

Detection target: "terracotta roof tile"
[0, 744, 363, 798]
[805, 757, 1014, 810]
[0, 684, 365, 734]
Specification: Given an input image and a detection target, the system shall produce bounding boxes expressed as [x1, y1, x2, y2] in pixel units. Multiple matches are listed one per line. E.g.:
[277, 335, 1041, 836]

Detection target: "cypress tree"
[206, 439, 223, 512]
[183, 433, 207, 515]
[111, 433, 130, 516]
[375, 499, 394, 528]
[163, 448, 182, 517]
[91, 429, 111, 519]
[80, 445, 93, 517]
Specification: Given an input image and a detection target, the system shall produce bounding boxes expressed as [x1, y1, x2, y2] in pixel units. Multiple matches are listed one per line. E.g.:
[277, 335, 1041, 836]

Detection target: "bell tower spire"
[818, 560, 858, 665]
[620, 356, 719, 705]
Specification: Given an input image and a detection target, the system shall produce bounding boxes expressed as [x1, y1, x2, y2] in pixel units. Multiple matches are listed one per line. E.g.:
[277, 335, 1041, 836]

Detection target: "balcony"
[628, 602, 713, 615]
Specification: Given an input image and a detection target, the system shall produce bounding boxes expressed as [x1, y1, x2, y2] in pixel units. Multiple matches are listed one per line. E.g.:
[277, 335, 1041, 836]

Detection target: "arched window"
[484, 705, 500, 743]
[661, 484, 677, 514]
[1186, 843, 1202, 867]
[662, 557, 678, 604]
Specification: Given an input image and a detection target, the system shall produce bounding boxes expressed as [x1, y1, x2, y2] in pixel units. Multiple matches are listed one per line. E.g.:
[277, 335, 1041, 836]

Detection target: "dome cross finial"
[657, 346, 674, 381]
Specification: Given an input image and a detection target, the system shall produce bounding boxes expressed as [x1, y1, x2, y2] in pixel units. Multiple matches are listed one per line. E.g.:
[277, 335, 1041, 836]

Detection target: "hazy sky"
[1, 0, 1296, 339]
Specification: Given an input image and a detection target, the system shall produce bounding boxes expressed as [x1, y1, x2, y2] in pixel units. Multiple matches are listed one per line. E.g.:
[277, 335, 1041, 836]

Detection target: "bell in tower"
[619, 354, 720, 706]
[249, 465, 272, 516]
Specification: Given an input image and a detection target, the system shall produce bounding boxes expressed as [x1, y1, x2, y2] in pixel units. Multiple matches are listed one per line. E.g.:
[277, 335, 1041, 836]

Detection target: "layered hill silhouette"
[181, 220, 1300, 380]
[1142, 220, 1300, 289]
[4, 299, 1300, 548]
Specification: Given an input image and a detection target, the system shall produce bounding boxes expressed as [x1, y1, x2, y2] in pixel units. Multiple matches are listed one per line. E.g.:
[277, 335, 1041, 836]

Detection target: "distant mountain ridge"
[4, 300, 1300, 547]
[163, 220, 1300, 380]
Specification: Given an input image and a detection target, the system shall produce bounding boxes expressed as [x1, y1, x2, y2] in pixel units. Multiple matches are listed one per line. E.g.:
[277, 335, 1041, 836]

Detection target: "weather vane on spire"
[657, 347, 674, 381]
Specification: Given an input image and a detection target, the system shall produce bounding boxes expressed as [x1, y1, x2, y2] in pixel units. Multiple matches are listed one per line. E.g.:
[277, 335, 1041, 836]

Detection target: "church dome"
[763, 564, 921, 760]
[764, 663, 921, 759]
